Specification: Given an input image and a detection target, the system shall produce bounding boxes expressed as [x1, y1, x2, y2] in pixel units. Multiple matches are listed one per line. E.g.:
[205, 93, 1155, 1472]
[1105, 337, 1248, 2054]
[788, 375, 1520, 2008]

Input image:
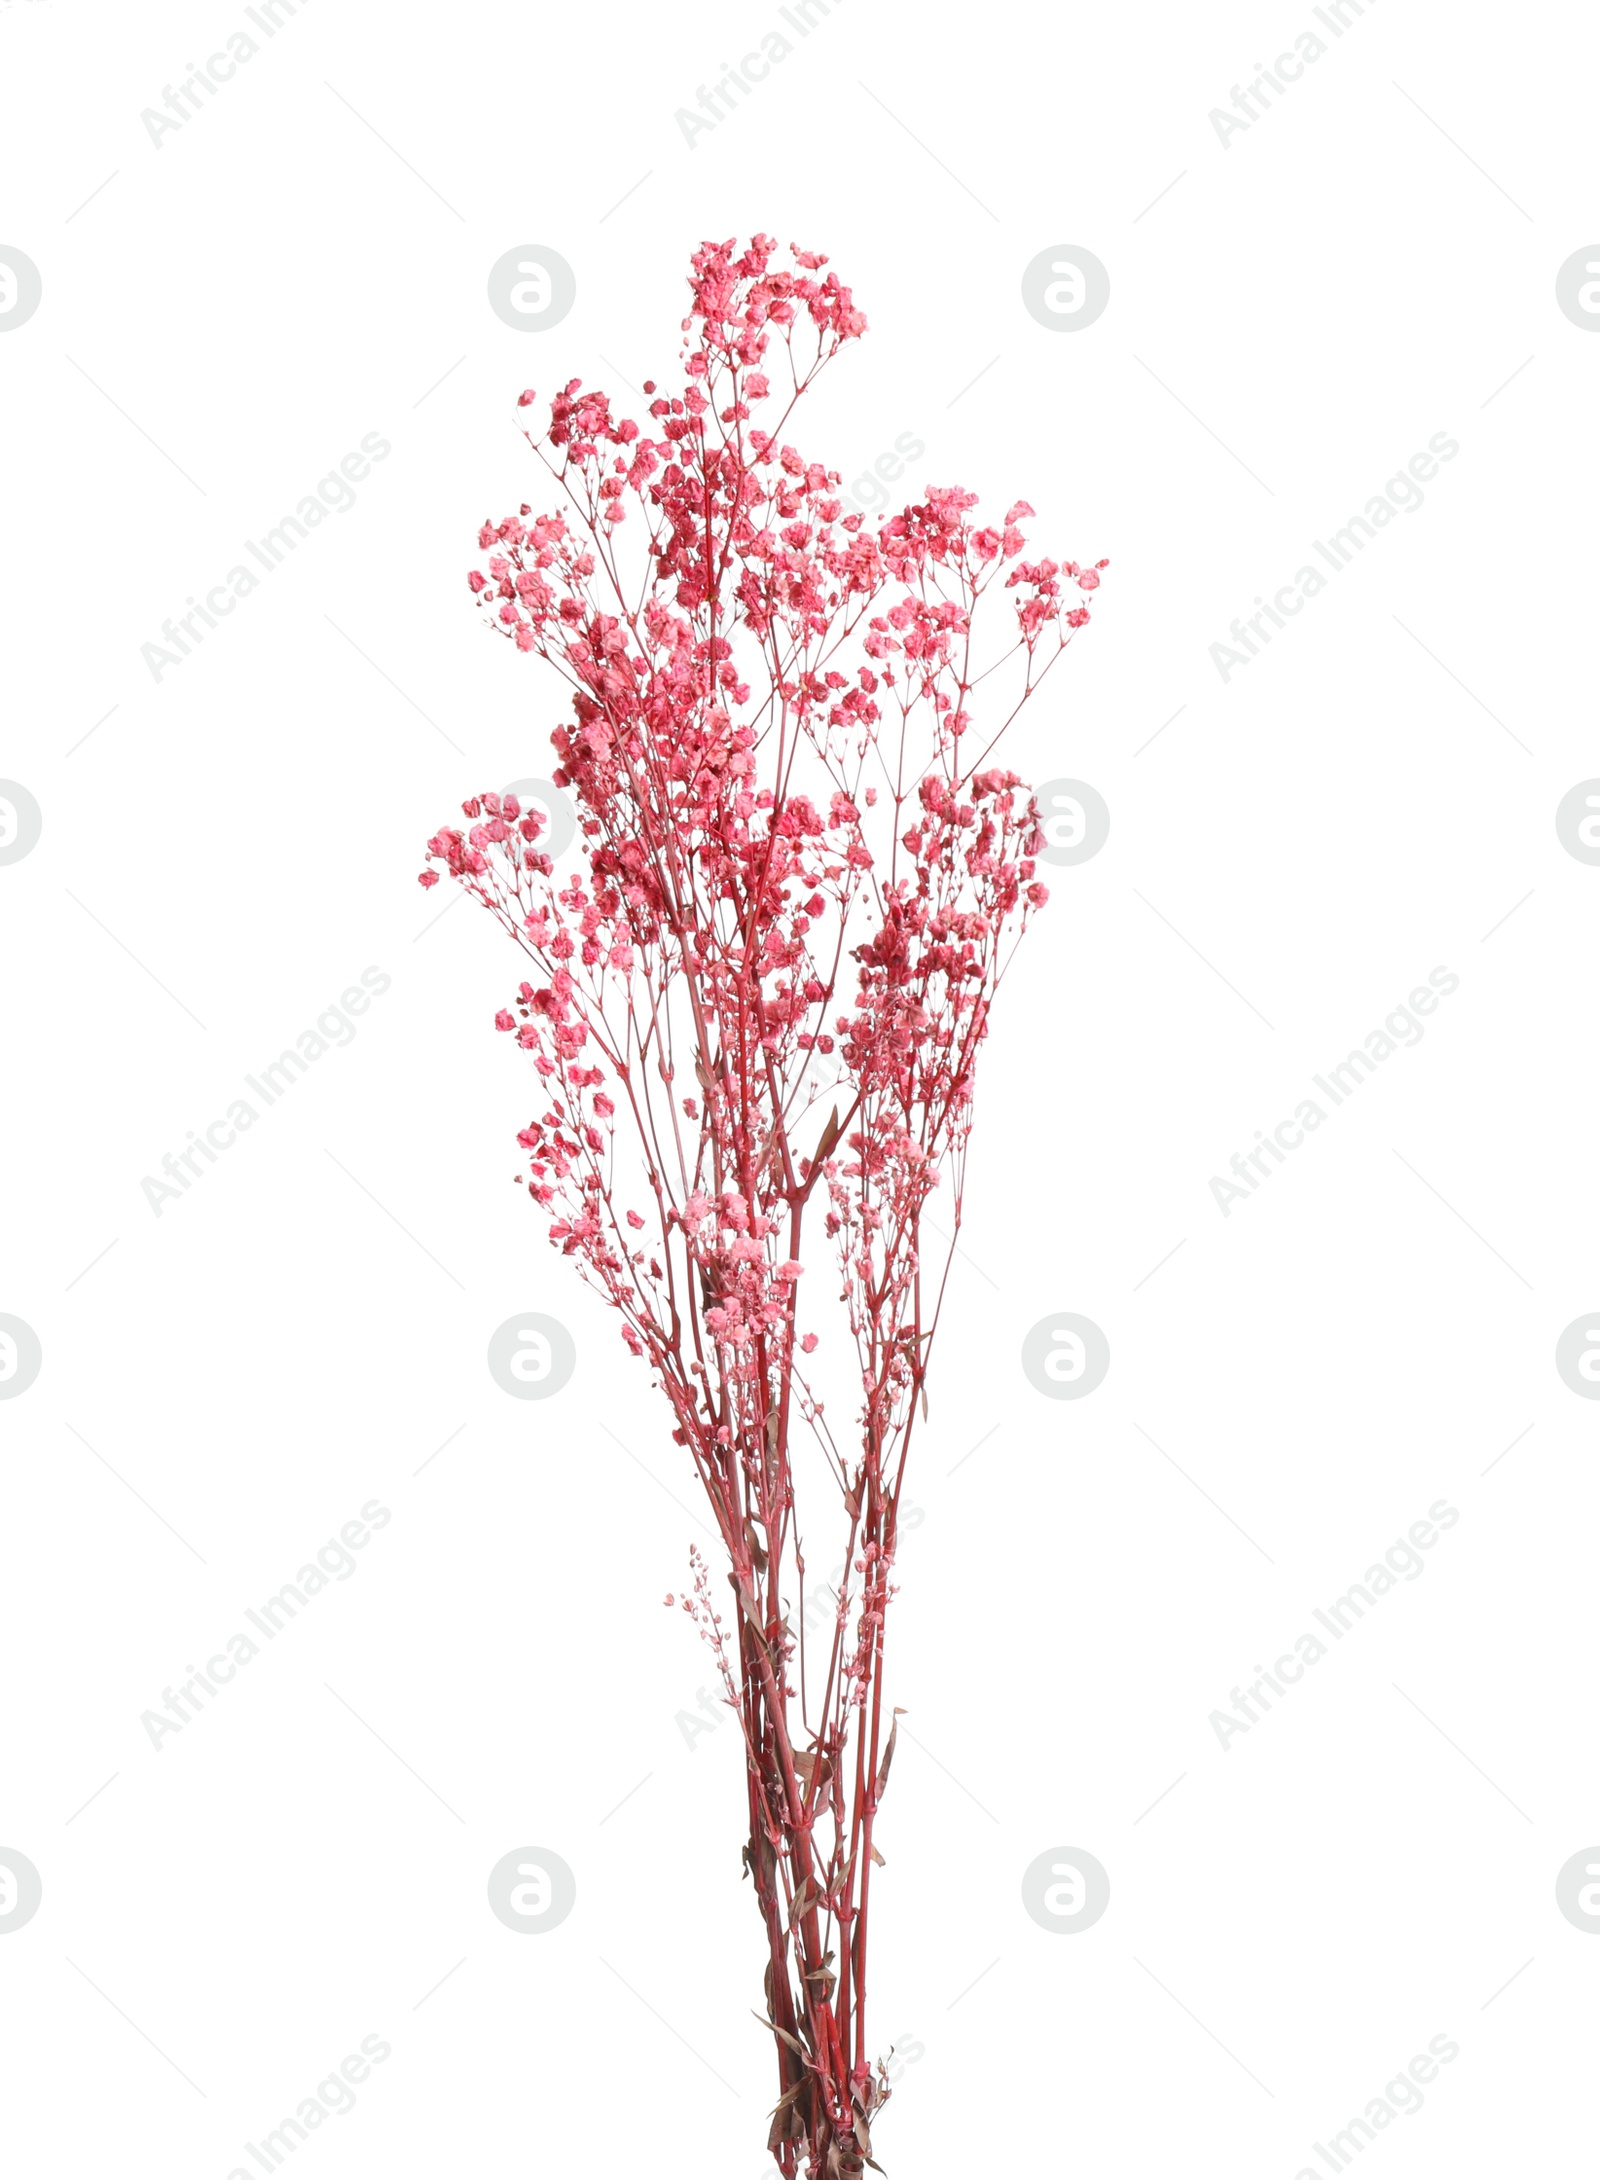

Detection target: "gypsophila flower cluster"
[422, 235, 1105, 2178]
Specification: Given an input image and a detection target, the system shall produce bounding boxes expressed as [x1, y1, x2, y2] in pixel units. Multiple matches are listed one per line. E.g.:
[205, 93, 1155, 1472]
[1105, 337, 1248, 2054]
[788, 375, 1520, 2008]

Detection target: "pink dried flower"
[422, 236, 1105, 2178]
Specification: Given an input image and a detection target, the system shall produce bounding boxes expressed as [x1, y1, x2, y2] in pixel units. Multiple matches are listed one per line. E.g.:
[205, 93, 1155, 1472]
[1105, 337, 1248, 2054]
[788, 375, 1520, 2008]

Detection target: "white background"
[2, 0, 1597, 2172]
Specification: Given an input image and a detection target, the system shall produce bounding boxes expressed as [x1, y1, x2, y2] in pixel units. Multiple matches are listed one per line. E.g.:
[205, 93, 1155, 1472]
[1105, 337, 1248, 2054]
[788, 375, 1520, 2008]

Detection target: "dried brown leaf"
[814, 1103, 843, 1165]
[874, 1708, 905, 1802]
[752, 2010, 811, 2061]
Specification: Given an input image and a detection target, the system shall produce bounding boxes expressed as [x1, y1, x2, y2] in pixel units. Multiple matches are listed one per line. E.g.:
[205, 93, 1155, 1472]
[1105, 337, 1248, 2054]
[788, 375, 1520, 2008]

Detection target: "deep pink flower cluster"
[422, 235, 1105, 2178]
